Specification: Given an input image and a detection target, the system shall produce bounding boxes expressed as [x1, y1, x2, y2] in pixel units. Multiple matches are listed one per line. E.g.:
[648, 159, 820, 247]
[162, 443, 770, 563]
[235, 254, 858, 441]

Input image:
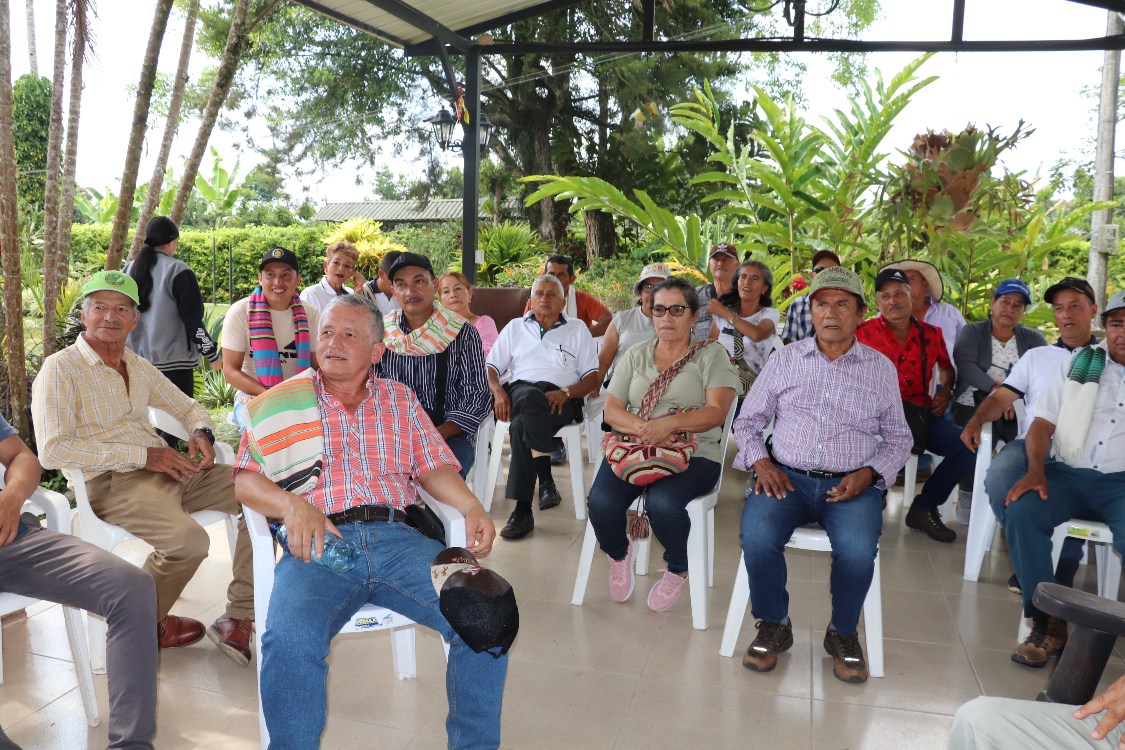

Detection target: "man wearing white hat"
[882, 259, 966, 362]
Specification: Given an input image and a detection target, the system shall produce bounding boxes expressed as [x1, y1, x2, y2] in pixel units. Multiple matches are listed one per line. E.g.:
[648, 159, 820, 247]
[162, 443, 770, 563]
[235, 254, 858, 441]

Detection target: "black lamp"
[425, 106, 493, 153]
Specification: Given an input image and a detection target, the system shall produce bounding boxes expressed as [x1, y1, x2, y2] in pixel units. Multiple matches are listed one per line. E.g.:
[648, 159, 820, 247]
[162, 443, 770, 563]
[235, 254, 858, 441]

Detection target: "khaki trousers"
[86, 467, 254, 621]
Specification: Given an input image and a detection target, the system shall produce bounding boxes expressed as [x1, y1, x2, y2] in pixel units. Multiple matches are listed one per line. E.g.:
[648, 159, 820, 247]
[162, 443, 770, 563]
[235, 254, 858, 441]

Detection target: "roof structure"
[311, 199, 483, 223]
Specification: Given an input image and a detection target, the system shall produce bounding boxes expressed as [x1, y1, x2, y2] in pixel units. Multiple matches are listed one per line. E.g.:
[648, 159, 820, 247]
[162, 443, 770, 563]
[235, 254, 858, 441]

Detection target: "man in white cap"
[882, 259, 966, 361]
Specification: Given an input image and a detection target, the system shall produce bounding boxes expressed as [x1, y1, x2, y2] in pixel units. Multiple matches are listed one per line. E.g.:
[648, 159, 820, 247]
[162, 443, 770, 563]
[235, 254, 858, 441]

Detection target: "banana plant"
[194, 148, 243, 230]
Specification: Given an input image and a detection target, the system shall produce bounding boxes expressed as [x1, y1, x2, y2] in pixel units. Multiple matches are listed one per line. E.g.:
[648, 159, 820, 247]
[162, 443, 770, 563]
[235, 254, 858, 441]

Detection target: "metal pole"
[461, 45, 482, 285]
[1089, 10, 1122, 314]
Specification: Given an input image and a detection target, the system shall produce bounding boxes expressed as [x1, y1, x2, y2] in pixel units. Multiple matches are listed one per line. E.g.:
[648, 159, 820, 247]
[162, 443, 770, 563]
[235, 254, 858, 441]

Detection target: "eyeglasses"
[651, 304, 689, 317]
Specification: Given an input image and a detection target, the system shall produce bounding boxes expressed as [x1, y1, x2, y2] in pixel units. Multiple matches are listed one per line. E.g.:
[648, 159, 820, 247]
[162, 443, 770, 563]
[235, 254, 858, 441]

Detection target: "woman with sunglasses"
[586, 278, 738, 612]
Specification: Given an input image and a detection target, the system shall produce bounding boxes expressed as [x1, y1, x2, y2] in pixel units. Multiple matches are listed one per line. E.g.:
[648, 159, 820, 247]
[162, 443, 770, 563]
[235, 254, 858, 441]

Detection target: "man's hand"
[491, 388, 511, 422]
[545, 390, 570, 415]
[280, 494, 343, 562]
[210, 358, 223, 372]
[960, 417, 983, 453]
[1074, 673, 1125, 744]
[0, 492, 21, 548]
[144, 446, 204, 482]
[636, 417, 677, 446]
[929, 389, 951, 416]
[463, 503, 496, 557]
[1005, 471, 1049, 506]
[706, 299, 732, 322]
[436, 422, 462, 441]
[752, 458, 794, 499]
[826, 468, 874, 503]
[187, 432, 216, 469]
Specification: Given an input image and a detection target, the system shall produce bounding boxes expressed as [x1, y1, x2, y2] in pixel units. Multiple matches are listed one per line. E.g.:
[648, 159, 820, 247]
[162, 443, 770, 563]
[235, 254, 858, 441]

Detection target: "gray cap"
[808, 265, 864, 303]
[1103, 289, 1125, 319]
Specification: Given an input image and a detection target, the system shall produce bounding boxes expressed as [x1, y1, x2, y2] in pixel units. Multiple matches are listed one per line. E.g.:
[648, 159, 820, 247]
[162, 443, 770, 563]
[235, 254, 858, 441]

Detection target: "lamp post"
[425, 107, 493, 153]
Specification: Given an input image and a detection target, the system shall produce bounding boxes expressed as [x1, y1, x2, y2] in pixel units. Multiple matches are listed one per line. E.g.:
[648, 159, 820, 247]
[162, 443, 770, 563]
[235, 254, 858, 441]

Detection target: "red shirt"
[855, 317, 951, 406]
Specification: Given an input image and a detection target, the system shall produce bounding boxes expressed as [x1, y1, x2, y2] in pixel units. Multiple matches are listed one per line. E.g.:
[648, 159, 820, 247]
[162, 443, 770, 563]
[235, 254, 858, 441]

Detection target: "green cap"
[808, 265, 864, 302]
[82, 270, 140, 305]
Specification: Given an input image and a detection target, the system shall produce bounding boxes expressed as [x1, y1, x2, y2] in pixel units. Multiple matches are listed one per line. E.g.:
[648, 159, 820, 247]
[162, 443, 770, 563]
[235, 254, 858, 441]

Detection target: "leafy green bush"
[477, 221, 549, 285]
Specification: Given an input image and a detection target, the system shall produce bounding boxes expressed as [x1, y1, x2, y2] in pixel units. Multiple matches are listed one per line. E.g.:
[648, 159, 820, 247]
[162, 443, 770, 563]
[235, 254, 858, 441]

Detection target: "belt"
[327, 504, 417, 529]
[775, 462, 852, 479]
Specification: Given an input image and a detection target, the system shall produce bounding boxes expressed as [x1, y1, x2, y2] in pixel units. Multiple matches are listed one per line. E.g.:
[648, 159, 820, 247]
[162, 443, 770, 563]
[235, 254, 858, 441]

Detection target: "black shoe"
[549, 445, 567, 466]
[500, 510, 534, 540]
[824, 627, 868, 684]
[905, 506, 957, 543]
[538, 480, 562, 511]
[1007, 574, 1022, 594]
[742, 620, 794, 673]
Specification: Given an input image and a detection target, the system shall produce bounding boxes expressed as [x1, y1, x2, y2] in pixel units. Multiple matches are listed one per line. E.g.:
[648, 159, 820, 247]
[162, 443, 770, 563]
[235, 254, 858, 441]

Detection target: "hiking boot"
[905, 506, 957, 543]
[743, 620, 794, 673]
[607, 541, 636, 603]
[646, 569, 688, 612]
[1012, 616, 1068, 668]
[824, 626, 868, 684]
[500, 509, 534, 540]
[538, 479, 562, 511]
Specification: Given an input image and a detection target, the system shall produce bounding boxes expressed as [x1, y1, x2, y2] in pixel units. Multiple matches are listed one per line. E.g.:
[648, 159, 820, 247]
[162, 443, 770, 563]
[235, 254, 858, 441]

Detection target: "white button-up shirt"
[486, 313, 598, 387]
[299, 276, 352, 313]
[1037, 352, 1125, 473]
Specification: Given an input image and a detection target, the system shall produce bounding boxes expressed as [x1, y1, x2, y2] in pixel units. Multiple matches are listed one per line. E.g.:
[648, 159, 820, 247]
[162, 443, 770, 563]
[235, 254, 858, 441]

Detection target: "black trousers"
[504, 380, 581, 505]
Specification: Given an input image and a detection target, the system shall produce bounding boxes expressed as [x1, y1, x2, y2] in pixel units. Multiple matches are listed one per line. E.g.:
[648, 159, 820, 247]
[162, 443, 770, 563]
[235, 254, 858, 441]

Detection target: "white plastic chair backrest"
[0, 486, 72, 613]
[148, 407, 235, 464]
[717, 398, 738, 458]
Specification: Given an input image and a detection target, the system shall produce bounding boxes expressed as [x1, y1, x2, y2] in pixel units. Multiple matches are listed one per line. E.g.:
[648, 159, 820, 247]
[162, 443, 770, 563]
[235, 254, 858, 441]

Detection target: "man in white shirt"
[486, 275, 601, 539]
[993, 289, 1125, 669]
[298, 240, 365, 312]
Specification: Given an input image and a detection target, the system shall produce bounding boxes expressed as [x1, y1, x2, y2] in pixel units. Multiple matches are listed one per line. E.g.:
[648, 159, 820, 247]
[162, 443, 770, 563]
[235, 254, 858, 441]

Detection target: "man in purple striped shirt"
[733, 266, 911, 685]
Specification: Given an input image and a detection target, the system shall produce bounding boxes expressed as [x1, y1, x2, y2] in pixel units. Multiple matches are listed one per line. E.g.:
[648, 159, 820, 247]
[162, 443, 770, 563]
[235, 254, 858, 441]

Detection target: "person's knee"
[644, 487, 688, 523]
[102, 560, 157, 621]
[163, 523, 211, 564]
[949, 697, 998, 749]
[740, 499, 785, 555]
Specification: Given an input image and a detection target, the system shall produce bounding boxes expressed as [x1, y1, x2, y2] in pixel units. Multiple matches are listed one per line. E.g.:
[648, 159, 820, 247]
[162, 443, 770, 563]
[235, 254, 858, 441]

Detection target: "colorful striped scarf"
[245, 369, 323, 495]
[383, 302, 465, 356]
[248, 286, 310, 388]
[1054, 341, 1108, 464]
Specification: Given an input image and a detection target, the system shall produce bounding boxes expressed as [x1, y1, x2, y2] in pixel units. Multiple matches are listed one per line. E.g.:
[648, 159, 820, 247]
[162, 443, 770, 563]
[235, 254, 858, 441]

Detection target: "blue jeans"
[913, 413, 975, 511]
[1001, 461, 1125, 619]
[587, 457, 720, 574]
[986, 440, 1084, 575]
[447, 434, 474, 480]
[740, 468, 883, 636]
[259, 520, 507, 750]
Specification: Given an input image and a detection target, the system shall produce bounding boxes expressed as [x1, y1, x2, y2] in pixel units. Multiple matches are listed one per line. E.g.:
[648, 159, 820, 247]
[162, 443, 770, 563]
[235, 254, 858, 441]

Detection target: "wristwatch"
[861, 465, 881, 485]
[561, 386, 572, 398]
[195, 427, 216, 445]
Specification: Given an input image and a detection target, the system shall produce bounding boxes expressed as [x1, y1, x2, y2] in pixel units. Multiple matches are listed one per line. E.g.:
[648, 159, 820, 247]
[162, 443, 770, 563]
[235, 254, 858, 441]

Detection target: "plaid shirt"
[733, 336, 912, 489]
[781, 294, 814, 342]
[32, 334, 213, 479]
[234, 370, 458, 514]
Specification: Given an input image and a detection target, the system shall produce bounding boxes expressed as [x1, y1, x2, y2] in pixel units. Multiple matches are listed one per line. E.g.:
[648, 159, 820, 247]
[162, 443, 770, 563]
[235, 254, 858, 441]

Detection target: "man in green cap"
[32, 271, 256, 666]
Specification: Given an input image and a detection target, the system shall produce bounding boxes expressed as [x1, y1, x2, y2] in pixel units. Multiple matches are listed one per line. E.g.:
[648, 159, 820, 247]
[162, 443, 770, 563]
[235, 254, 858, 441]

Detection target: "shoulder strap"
[913, 318, 928, 404]
[637, 340, 709, 419]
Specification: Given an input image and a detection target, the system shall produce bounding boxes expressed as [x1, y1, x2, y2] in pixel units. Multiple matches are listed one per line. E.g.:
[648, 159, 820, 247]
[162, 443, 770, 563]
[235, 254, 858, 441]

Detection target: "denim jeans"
[1000, 461, 1125, 619]
[986, 440, 1084, 575]
[259, 520, 507, 750]
[740, 467, 883, 636]
[913, 413, 975, 511]
[446, 434, 474, 480]
[586, 457, 720, 574]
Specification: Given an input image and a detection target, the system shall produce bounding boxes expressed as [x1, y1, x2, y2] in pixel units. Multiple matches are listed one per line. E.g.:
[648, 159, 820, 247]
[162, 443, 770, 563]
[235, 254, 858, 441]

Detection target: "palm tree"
[172, 0, 279, 223]
[0, 1, 31, 437]
[25, 0, 37, 75]
[40, 0, 67, 353]
[104, 0, 174, 270]
[129, 0, 198, 261]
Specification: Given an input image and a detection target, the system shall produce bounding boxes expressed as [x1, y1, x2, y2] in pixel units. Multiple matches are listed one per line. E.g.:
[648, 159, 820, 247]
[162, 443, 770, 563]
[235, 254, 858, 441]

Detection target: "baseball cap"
[1044, 276, 1096, 305]
[259, 247, 300, 272]
[387, 252, 435, 282]
[994, 278, 1032, 305]
[1102, 289, 1125, 319]
[811, 250, 841, 269]
[709, 242, 738, 261]
[83, 270, 139, 305]
[808, 265, 864, 302]
[874, 267, 910, 291]
[431, 547, 519, 657]
[634, 262, 673, 295]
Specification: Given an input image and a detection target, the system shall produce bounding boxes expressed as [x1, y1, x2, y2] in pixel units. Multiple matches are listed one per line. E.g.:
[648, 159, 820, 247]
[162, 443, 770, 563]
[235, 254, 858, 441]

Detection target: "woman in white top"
[596, 263, 672, 385]
[709, 259, 779, 392]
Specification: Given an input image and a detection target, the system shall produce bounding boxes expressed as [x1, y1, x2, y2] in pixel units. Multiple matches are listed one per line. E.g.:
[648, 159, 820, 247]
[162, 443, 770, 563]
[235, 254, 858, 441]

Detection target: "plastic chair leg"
[963, 495, 998, 582]
[571, 521, 598, 606]
[864, 550, 884, 678]
[390, 626, 417, 680]
[686, 501, 710, 630]
[902, 455, 918, 508]
[62, 605, 100, 726]
[563, 428, 586, 521]
[87, 613, 108, 675]
[719, 555, 751, 657]
[483, 421, 510, 513]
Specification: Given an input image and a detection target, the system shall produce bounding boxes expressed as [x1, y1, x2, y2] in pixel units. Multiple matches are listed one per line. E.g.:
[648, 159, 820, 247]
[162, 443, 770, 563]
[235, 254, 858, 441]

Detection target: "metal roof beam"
[641, 0, 655, 43]
[951, 0, 965, 43]
[404, 0, 586, 56]
[289, 0, 411, 47]
[357, 0, 472, 52]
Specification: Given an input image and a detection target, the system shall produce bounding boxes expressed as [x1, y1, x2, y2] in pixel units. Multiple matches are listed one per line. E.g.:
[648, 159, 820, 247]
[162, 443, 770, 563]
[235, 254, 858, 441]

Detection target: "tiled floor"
[3, 452, 1123, 749]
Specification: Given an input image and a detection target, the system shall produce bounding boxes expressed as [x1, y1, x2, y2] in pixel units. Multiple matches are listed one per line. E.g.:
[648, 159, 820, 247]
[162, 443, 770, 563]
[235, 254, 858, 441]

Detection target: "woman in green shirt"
[588, 277, 738, 613]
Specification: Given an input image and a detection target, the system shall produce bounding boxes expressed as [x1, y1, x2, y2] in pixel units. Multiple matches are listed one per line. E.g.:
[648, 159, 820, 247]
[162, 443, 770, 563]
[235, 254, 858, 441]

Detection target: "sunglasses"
[651, 305, 689, 317]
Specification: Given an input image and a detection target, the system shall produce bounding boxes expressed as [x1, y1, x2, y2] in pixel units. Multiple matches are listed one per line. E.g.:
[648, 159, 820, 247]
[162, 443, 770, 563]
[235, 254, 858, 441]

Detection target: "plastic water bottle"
[270, 523, 360, 573]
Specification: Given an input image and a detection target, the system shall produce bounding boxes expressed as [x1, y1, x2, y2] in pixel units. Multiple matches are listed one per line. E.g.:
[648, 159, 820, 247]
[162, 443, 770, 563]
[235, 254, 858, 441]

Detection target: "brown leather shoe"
[157, 615, 206, 648]
[207, 615, 254, 667]
[824, 626, 868, 684]
[1012, 616, 1068, 668]
[742, 620, 794, 673]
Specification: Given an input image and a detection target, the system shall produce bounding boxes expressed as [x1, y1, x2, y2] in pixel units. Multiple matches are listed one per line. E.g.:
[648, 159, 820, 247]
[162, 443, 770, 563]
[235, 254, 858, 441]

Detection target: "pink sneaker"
[647, 569, 688, 612]
[607, 541, 636, 603]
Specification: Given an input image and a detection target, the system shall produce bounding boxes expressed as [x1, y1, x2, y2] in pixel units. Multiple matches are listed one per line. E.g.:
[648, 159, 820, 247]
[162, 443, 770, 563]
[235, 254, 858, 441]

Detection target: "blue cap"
[994, 278, 1031, 305]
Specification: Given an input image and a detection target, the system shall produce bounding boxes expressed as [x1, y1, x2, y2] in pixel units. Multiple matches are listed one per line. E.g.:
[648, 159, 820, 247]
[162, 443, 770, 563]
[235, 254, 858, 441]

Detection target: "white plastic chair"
[482, 420, 586, 520]
[469, 415, 494, 501]
[719, 528, 885, 678]
[1016, 519, 1122, 642]
[963, 402, 1025, 581]
[0, 487, 100, 726]
[571, 400, 737, 631]
[68, 409, 239, 673]
[245, 489, 466, 750]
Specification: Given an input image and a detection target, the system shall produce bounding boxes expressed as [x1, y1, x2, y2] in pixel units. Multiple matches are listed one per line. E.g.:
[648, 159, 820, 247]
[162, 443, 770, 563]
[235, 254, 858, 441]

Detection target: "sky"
[2, 0, 1119, 207]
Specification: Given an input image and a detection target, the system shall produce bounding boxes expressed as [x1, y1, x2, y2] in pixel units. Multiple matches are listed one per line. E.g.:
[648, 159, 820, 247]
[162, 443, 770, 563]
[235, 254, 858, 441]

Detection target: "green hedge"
[70, 224, 330, 304]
